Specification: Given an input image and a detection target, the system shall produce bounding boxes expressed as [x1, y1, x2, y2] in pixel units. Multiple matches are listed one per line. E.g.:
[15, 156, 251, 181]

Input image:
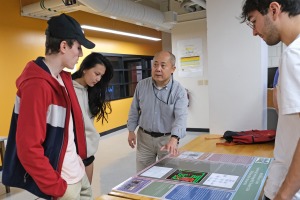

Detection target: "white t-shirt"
[264, 35, 300, 199]
[54, 74, 85, 184]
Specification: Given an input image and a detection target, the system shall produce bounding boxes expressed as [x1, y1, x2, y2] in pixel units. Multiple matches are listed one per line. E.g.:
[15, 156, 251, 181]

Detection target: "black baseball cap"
[46, 13, 95, 49]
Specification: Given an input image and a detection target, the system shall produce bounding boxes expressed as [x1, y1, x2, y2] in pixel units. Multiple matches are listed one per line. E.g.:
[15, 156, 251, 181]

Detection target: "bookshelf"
[102, 53, 153, 100]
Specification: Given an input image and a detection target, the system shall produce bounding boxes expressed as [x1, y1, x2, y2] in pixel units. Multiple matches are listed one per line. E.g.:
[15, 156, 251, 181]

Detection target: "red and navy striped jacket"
[2, 57, 87, 199]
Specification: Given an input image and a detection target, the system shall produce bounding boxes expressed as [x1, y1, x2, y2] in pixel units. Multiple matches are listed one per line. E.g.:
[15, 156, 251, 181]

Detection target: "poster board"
[177, 38, 203, 78]
[113, 151, 272, 200]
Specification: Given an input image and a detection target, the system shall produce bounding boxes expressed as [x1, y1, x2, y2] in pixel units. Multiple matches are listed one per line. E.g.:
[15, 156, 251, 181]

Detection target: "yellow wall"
[94, 98, 133, 132]
[0, 0, 162, 136]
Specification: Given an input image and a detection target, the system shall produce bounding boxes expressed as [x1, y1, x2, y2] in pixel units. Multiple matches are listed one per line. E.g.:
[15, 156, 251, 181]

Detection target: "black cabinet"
[102, 53, 153, 100]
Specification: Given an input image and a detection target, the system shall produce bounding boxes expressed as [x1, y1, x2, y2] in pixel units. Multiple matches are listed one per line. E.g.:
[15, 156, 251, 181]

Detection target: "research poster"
[113, 151, 272, 200]
[177, 38, 203, 78]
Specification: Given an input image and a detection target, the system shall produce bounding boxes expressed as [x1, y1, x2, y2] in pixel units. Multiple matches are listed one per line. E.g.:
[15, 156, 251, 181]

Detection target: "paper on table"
[140, 166, 173, 178]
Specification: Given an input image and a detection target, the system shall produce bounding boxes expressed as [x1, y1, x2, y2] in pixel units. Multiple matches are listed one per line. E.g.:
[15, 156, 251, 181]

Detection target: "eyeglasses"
[246, 20, 255, 29]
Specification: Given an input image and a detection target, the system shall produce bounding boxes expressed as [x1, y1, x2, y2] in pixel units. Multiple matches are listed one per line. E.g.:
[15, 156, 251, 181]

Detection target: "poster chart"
[177, 38, 203, 78]
[113, 151, 272, 200]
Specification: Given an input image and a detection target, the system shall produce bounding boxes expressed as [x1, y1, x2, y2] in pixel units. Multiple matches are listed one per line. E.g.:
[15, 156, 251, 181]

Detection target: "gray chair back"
[267, 107, 278, 130]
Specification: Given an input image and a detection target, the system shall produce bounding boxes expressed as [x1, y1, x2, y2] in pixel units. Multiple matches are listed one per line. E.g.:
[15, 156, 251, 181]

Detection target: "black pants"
[263, 195, 271, 200]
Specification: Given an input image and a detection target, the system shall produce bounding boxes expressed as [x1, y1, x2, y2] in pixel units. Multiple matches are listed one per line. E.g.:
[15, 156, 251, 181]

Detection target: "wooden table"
[98, 134, 274, 200]
[180, 134, 274, 158]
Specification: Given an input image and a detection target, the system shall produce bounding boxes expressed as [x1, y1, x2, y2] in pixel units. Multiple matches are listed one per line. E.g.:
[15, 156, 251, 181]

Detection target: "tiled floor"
[0, 129, 202, 199]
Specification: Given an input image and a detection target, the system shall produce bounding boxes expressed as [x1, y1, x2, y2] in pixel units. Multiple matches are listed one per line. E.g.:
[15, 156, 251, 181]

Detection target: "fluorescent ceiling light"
[81, 25, 161, 41]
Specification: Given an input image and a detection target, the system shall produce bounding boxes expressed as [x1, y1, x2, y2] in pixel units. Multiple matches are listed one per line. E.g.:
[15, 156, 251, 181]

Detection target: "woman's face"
[83, 64, 106, 87]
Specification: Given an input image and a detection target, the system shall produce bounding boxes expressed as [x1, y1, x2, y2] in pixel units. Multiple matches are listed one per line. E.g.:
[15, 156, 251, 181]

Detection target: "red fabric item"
[217, 130, 276, 145]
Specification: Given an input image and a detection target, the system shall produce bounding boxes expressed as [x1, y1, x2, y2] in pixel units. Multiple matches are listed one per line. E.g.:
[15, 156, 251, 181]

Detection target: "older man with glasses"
[127, 51, 189, 173]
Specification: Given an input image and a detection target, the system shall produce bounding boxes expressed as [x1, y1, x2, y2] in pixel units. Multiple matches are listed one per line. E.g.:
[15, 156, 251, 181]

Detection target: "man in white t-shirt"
[240, 1, 300, 200]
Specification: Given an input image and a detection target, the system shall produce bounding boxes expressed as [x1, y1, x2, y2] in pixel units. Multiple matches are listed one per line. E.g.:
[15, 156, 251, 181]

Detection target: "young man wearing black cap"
[2, 14, 95, 199]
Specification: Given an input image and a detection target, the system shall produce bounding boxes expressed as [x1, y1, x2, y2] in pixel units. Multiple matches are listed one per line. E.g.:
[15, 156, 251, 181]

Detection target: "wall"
[207, 0, 268, 134]
[94, 98, 133, 132]
[0, 0, 162, 136]
[268, 43, 283, 67]
[172, 19, 209, 129]
[170, 3, 279, 133]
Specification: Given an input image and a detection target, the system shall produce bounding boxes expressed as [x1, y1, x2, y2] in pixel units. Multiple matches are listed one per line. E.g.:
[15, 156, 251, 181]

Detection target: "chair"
[267, 107, 278, 130]
[0, 136, 10, 193]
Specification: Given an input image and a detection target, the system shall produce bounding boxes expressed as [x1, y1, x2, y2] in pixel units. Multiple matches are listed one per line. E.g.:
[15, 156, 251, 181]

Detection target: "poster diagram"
[113, 151, 272, 200]
[203, 173, 239, 189]
[116, 178, 151, 193]
[177, 38, 203, 78]
[140, 166, 173, 179]
[166, 169, 207, 184]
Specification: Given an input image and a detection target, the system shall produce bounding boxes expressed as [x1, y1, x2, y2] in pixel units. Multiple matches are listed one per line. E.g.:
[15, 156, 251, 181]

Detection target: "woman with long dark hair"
[72, 52, 113, 183]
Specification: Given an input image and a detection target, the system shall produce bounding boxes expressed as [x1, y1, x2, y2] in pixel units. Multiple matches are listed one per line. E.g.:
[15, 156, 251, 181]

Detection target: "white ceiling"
[132, 0, 206, 14]
[21, 0, 206, 32]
